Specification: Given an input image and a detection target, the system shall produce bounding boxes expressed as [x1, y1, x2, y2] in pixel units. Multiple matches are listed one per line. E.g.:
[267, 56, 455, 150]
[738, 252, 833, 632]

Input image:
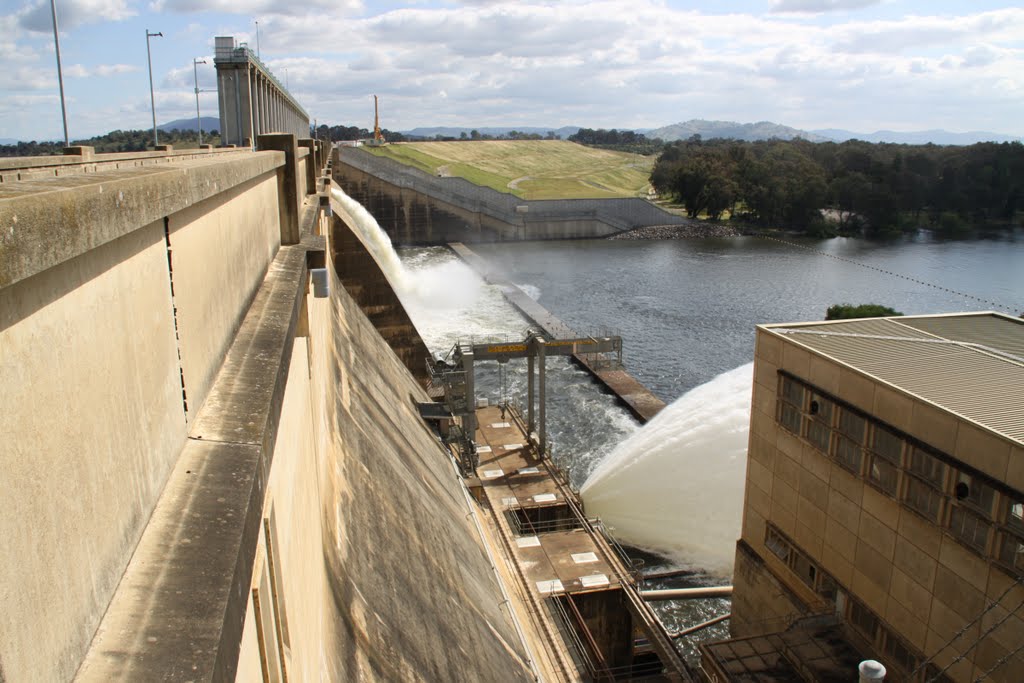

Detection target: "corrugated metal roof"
[767, 313, 1024, 444]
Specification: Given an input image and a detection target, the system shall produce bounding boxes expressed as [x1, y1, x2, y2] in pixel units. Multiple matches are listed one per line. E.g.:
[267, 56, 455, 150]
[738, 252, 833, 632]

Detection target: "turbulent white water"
[580, 363, 753, 576]
[332, 187, 494, 344]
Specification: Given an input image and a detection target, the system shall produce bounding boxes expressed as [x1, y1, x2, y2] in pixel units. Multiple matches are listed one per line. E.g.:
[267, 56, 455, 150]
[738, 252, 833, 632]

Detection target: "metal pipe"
[640, 586, 733, 601]
[145, 30, 162, 147]
[49, 0, 69, 147]
[669, 612, 731, 639]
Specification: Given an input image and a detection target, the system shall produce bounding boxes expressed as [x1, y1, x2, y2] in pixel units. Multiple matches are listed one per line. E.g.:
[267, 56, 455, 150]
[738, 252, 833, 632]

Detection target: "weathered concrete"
[76, 232, 310, 681]
[0, 151, 284, 288]
[0, 219, 186, 683]
[167, 170, 281, 419]
[257, 134, 303, 245]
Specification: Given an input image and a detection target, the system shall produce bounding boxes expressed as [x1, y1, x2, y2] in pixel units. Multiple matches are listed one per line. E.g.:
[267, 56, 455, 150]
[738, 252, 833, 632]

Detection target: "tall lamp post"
[50, 0, 69, 147]
[146, 29, 163, 147]
[193, 58, 207, 145]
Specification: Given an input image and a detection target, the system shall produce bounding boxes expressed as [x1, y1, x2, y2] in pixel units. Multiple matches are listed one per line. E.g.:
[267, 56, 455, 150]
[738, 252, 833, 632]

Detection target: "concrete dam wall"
[333, 145, 690, 245]
[0, 141, 532, 681]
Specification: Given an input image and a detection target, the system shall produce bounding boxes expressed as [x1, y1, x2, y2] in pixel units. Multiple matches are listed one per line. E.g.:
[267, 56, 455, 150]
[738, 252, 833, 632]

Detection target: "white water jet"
[331, 187, 486, 340]
[580, 363, 753, 576]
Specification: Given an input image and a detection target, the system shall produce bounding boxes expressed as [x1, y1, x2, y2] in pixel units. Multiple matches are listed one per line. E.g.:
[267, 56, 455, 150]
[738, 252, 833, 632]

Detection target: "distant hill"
[402, 126, 581, 139]
[650, 119, 832, 143]
[158, 116, 220, 133]
[811, 128, 1021, 145]
[0, 138, 18, 145]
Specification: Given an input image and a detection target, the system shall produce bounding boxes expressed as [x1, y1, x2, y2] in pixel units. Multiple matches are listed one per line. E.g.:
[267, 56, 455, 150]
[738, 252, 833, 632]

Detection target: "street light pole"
[193, 58, 207, 146]
[50, 0, 70, 147]
[255, 20, 260, 59]
[146, 29, 162, 147]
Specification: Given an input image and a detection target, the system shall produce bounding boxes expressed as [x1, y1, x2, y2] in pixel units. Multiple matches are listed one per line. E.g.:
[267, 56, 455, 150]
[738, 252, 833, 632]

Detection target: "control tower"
[213, 36, 309, 146]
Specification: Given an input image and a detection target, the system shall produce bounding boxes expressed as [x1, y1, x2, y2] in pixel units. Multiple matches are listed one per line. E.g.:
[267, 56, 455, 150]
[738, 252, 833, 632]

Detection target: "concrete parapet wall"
[0, 218, 187, 682]
[334, 145, 688, 244]
[0, 148, 288, 681]
[0, 146, 253, 183]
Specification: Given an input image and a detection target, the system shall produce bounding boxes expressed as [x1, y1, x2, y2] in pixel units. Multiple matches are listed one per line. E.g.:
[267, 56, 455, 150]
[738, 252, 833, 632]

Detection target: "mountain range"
[403, 125, 581, 139]
[6, 119, 1019, 147]
[158, 116, 220, 133]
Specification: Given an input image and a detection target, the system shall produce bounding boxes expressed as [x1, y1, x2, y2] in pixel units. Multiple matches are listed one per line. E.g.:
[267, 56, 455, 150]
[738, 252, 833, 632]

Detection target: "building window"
[870, 425, 903, 464]
[804, 392, 834, 452]
[883, 633, 920, 675]
[868, 457, 899, 496]
[766, 526, 791, 562]
[778, 376, 804, 435]
[908, 447, 945, 488]
[997, 533, 1024, 572]
[834, 409, 865, 474]
[955, 472, 995, 516]
[848, 597, 878, 641]
[781, 375, 806, 407]
[779, 401, 802, 435]
[1007, 499, 1024, 533]
[865, 425, 901, 496]
[950, 506, 991, 551]
[905, 474, 943, 522]
[764, 524, 834, 598]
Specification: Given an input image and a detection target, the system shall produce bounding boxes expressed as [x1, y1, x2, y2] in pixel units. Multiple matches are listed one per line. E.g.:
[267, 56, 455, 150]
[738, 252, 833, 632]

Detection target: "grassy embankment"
[362, 140, 654, 200]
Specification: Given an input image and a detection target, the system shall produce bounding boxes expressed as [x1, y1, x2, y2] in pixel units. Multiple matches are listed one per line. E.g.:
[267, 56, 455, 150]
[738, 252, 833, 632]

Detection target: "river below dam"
[397, 231, 1024, 657]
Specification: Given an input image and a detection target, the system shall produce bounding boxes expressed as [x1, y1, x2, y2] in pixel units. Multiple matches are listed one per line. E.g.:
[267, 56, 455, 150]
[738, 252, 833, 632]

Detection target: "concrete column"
[261, 76, 269, 133]
[462, 351, 476, 440]
[299, 139, 316, 195]
[257, 133, 301, 244]
[251, 72, 260, 138]
[527, 353, 535, 435]
[245, 65, 255, 147]
[538, 338, 546, 454]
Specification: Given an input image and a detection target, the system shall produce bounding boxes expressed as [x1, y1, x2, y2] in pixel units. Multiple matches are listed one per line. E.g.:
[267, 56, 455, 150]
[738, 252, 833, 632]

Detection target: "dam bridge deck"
[468, 404, 692, 682]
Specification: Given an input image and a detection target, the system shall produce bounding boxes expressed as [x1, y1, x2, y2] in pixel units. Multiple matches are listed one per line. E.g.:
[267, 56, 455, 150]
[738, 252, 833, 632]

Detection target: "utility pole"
[193, 58, 206, 145]
[50, 0, 69, 146]
[146, 29, 163, 147]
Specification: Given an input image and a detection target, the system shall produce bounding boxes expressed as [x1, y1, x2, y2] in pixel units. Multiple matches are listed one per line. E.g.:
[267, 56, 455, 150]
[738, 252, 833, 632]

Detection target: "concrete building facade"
[214, 36, 309, 147]
[705, 313, 1024, 682]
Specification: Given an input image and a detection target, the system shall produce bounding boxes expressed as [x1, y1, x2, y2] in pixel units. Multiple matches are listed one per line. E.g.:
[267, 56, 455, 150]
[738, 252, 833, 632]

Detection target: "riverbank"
[609, 222, 742, 239]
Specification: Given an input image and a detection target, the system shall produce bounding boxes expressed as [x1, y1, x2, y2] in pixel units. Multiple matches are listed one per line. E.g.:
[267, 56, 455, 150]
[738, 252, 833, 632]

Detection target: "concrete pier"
[449, 242, 667, 422]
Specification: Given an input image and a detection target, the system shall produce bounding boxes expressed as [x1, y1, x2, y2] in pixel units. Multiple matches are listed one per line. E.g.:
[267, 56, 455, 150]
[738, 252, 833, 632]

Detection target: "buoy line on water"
[758, 235, 1022, 316]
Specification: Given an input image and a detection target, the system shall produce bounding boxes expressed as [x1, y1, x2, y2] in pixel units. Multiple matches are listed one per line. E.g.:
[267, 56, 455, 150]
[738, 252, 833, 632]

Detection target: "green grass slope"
[363, 140, 654, 200]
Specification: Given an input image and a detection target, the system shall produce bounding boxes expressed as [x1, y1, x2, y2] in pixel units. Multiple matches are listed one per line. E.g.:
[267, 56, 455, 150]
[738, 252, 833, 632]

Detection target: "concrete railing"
[0, 135, 332, 682]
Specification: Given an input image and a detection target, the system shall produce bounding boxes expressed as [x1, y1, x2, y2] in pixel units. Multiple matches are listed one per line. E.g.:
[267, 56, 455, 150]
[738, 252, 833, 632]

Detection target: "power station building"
[705, 312, 1024, 682]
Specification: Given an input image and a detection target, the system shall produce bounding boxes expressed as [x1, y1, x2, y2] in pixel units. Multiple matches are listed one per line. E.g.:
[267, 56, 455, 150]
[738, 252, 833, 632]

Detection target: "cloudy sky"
[1, 0, 1022, 142]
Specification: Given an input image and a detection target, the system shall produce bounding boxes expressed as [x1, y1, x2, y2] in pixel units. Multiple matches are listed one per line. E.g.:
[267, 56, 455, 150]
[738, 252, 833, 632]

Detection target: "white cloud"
[148, 0, 362, 17]
[770, 0, 882, 14]
[18, 0, 135, 32]
[65, 62, 139, 77]
[830, 9, 1024, 54]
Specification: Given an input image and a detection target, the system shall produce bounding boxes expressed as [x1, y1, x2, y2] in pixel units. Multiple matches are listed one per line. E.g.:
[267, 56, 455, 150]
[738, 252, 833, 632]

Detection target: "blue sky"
[2, 0, 1022, 143]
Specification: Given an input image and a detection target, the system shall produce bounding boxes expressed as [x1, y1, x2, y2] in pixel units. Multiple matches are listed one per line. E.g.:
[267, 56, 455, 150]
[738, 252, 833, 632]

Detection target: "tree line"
[0, 128, 222, 157]
[568, 128, 664, 155]
[650, 136, 1024, 236]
